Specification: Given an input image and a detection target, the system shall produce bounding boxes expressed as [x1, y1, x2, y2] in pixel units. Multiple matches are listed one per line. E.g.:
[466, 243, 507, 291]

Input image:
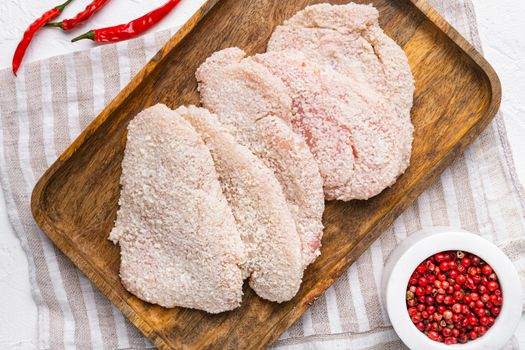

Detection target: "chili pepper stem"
[71, 30, 95, 42]
[56, 0, 74, 12]
[45, 22, 64, 28]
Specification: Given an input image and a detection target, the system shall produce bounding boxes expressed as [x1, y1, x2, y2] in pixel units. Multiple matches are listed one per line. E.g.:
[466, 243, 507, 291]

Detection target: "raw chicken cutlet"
[109, 104, 245, 313]
[177, 105, 302, 302]
[252, 50, 401, 200]
[269, 2, 414, 182]
[197, 48, 324, 267]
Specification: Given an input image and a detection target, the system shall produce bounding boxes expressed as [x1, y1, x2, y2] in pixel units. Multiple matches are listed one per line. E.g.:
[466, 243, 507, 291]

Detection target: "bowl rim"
[382, 227, 523, 349]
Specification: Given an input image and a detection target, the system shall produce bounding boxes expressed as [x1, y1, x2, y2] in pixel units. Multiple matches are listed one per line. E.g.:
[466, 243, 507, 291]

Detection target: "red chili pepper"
[47, 0, 111, 31]
[71, 0, 181, 43]
[12, 0, 74, 76]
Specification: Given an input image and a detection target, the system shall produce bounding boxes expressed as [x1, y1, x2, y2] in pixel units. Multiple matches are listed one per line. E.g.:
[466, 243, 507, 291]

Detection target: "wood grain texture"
[31, 0, 501, 349]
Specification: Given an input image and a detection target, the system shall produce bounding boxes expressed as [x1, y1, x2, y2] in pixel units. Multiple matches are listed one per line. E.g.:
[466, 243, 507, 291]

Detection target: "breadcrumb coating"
[197, 48, 324, 267]
[176, 105, 303, 302]
[268, 3, 414, 199]
[109, 104, 245, 313]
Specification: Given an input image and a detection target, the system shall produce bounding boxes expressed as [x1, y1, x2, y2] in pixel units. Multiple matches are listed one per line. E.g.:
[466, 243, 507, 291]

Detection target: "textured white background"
[0, 0, 524, 348]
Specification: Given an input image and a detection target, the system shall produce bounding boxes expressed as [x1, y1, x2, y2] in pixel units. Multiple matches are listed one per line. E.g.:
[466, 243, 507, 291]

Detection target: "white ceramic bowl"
[382, 227, 523, 349]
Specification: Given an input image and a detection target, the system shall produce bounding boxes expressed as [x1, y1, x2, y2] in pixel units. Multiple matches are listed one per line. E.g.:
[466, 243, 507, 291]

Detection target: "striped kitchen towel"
[0, 0, 524, 349]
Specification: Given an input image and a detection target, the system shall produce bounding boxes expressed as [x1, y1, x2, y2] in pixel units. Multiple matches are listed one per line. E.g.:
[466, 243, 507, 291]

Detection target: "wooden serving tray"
[31, 0, 501, 349]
